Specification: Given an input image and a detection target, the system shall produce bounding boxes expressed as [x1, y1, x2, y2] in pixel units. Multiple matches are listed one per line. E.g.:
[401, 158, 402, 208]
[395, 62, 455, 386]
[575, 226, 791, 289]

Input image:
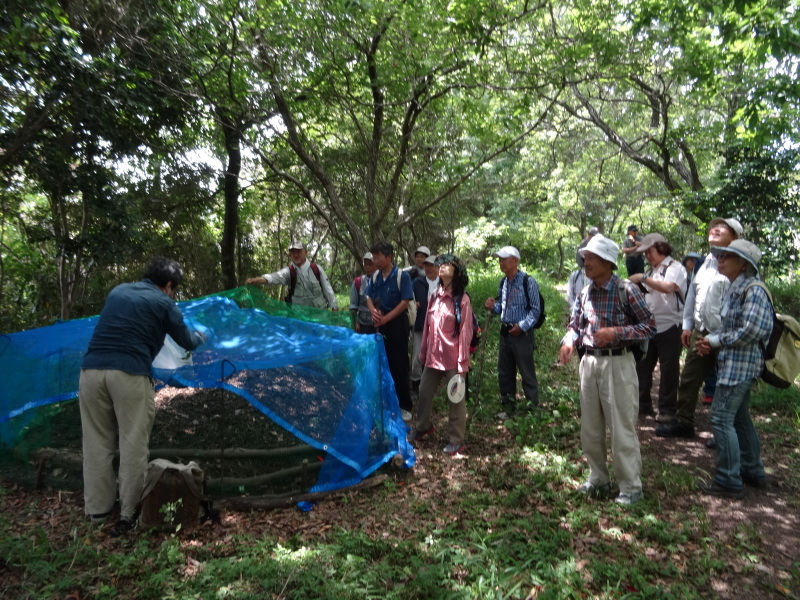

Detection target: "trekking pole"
[466, 309, 494, 431]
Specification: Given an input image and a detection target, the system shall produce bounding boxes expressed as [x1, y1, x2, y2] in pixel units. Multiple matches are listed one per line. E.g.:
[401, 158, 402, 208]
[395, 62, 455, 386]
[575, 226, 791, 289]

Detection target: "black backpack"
[453, 293, 481, 354]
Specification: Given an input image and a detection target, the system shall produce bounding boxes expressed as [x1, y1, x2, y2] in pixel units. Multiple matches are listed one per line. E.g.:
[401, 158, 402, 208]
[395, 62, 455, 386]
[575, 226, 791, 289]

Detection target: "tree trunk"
[219, 111, 242, 290]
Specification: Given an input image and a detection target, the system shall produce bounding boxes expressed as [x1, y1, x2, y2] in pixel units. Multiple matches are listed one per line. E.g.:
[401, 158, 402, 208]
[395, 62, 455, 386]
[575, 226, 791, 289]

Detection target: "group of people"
[78, 217, 770, 536]
[561, 217, 770, 505]
[345, 242, 543, 458]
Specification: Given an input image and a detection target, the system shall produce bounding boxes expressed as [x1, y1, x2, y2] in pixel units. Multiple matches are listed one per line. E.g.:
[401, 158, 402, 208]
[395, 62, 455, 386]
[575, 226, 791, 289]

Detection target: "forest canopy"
[1, 0, 798, 331]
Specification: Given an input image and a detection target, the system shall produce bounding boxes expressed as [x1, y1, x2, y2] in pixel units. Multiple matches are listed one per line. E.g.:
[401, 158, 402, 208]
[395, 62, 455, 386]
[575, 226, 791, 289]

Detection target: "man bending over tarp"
[79, 258, 205, 536]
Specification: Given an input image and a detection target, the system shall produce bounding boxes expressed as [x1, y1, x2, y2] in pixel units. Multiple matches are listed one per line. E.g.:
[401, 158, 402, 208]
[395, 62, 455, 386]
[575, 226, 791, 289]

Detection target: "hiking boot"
[701, 481, 743, 499]
[443, 443, 466, 456]
[705, 437, 717, 449]
[109, 518, 136, 537]
[407, 426, 435, 442]
[741, 473, 768, 489]
[615, 491, 644, 506]
[576, 481, 612, 498]
[655, 421, 695, 438]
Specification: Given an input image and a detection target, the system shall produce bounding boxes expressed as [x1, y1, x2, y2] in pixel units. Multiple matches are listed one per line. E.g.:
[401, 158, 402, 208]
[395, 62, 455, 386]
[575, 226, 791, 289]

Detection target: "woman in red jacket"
[408, 254, 473, 456]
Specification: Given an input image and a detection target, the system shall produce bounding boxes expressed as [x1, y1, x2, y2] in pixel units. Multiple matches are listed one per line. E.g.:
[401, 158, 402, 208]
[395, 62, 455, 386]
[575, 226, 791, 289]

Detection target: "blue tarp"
[0, 292, 415, 493]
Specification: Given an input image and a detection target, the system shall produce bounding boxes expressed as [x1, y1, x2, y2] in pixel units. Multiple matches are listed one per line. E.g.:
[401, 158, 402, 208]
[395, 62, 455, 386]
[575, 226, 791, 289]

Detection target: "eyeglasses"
[716, 252, 739, 261]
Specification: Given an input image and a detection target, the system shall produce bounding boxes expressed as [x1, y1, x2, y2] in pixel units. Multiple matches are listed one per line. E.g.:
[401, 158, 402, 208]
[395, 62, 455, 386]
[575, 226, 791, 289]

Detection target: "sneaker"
[705, 437, 717, 449]
[109, 518, 135, 537]
[443, 443, 466, 456]
[401, 410, 412, 423]
[655, 421, 695, 438]
[615, 491, 644, 506]
[701, 395, 713, 405]
[407, 426, 435, 442]
[576, 481, 612, 498]
[701, 481, 743, 499]
[741, 473, 768, 489]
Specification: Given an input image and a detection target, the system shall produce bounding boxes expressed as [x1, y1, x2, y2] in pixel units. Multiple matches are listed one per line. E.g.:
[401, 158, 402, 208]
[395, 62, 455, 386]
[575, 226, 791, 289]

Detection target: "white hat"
[415, 245, 431, 256]
[288, 241, 306, 251]
[579, 234, 619, 268]
[362, 251, 374, 262]
[711, 239, 762, 274]
[709, 217, 743, 236]
[632, 232, 667, 254]
[492, 246, 520, 259]
[588, 226, 599, 236]
[423, 254, 437, 265]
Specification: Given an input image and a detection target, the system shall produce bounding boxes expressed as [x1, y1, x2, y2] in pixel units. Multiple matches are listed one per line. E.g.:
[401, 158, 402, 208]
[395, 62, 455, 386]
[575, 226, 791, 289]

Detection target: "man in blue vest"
[367, 241, 415, 422]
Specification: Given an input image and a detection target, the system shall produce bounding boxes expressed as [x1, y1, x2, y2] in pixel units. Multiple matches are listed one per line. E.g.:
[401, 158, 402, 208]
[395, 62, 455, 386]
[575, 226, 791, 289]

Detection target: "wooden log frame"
[214, 473, 389, 511]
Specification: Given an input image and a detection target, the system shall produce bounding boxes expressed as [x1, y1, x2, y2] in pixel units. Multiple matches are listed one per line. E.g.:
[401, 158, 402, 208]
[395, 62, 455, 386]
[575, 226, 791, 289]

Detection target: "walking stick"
[466, 309, 494, 431]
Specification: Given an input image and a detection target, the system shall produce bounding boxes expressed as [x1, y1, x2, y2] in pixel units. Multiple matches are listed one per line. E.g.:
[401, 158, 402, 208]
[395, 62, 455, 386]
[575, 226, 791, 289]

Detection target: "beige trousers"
[415, 366, 467, 445]
[579, 354, 643, 495]
[79, 369, 155, 520]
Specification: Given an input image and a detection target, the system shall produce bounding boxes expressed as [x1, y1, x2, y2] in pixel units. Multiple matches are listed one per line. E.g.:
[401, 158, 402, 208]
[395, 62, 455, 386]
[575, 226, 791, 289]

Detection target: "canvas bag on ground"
[139, 459, 206, 532]
[743, 282, 800, 389]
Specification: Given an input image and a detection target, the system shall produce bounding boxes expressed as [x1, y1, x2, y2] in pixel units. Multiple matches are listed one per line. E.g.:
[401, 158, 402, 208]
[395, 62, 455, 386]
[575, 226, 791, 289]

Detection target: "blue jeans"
[710, 379, 765, 490]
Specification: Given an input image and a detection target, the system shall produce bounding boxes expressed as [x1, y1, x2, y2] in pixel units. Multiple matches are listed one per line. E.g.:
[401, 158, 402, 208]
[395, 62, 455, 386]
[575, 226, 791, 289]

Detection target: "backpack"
[616, 280, 650, 362]
[501, 274, 546, 329]
[643, 260, 687, 310]
[286, 262, 322, 304]
[743, 281, 800, 389]
[453, 293, 481, 354]
[139, 459, 210, 532]
[371, 268, 416, 327]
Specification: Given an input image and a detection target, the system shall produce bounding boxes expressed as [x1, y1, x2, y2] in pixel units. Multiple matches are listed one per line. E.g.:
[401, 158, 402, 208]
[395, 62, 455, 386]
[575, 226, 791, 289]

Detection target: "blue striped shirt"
[492, 271, 541, 332]
[706, 275, 773, 387]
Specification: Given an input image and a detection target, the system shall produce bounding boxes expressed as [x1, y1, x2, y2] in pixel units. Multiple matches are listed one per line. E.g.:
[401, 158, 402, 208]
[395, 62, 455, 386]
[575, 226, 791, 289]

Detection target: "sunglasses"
[716, 252, 740, 261]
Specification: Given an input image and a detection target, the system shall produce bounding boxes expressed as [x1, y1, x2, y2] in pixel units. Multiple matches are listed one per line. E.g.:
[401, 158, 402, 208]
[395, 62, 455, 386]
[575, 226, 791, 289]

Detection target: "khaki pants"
[79, 369, 155, 520]
[415, 366, 467, 445]
[676, 328, 718, 427]
[579, 353, 642, 495]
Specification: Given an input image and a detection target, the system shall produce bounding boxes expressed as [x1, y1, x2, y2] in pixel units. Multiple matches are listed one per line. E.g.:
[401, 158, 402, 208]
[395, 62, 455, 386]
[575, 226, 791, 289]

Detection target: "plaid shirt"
[706, 274, 773, 387]
[564, 274, 655, 349]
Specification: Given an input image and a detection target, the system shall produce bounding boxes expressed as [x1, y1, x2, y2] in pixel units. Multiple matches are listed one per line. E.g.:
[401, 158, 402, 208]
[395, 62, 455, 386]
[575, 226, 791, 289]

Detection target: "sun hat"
[633, 233, 667, 254]
[710, 239, 762, 274]
[579, 234, 619, 268]
[415, 245, 431, 256]
[288, 241, 306, 251]
[681, 252, 702, 265]
[588, 226, 599, 236]
[362, 251, 374, 262]
[492, 246, 520, 259]
[709, 217, 743, 236]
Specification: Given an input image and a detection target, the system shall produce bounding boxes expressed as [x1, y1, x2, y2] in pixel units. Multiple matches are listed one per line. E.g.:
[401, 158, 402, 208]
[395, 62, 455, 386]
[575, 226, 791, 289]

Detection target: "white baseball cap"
[579, 234, 619, 268]
[288, 241, 306, 251]
[415, 246, 431, 256]
[492, 246, 520, 259]
[362, 252, 374, 262]
[424, 254, 437, 265]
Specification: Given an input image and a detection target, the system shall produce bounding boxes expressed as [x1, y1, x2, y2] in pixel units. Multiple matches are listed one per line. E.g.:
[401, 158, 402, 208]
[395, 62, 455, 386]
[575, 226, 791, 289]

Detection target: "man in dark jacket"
[410, 254, 439, 393]
[79, 258, 205, 536]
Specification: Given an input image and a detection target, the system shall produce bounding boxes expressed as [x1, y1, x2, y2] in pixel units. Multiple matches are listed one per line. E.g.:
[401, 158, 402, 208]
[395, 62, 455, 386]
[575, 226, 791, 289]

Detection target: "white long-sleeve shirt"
[261, 260, 338, 309]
